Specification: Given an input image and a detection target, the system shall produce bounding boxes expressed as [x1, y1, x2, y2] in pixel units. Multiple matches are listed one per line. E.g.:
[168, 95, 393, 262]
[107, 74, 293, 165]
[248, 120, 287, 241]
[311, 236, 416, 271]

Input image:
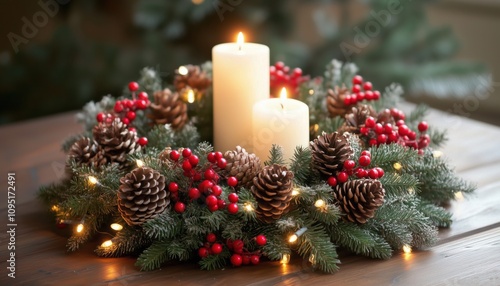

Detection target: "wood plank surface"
[0, 105, 500, 285]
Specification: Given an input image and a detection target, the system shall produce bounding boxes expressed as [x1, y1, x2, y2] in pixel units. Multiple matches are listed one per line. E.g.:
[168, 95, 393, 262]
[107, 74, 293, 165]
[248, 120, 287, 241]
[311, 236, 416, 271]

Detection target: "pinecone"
[310, 132, 353, 179]
[117, 167, 169, 226]
[251, 164, 294, 223]
[174, 65, 211, 93]
[377, 108, 396, 125]
[338, 104, 377, 134]
[67, 137, 107, 168]
[332, 179, 385, 224]
[222, 146, 262, 189]
[327, 85, 351, 118]
[92, 118, 141, 166]
[148, 88, 188, 130]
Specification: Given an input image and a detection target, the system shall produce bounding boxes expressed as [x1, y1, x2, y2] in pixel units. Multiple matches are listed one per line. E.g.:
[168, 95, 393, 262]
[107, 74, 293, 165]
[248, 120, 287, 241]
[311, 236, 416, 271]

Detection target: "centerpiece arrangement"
[39, 33, 473, 273]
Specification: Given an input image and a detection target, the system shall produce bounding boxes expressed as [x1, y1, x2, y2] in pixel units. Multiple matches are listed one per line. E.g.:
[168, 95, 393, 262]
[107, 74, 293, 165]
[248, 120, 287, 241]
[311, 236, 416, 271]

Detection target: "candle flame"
[280, 87, 287, 100]
[237, 32, 244, 47]
[187, 89, 195, 103]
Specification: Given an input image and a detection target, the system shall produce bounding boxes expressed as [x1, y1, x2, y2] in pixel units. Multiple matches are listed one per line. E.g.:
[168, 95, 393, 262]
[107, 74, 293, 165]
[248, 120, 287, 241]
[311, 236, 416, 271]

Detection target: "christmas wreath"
[39, 60, 473, 273]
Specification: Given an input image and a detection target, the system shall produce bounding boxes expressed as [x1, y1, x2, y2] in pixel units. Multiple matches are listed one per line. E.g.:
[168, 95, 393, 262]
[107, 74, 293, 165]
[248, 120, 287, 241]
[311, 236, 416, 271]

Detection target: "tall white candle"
[212, 32, 270, 152]
[253, 88, 310, 164]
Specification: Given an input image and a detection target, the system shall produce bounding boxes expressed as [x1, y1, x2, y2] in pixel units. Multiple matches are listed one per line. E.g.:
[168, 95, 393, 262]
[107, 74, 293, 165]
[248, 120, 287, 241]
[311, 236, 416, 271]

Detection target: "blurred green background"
[1, 0, 498, 125]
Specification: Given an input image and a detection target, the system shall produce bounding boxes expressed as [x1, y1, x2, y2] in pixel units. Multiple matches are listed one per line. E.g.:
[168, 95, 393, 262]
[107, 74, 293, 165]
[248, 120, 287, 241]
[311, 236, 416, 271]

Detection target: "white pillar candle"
[253, 88, 310, 164]
[212, 32, 270, 152]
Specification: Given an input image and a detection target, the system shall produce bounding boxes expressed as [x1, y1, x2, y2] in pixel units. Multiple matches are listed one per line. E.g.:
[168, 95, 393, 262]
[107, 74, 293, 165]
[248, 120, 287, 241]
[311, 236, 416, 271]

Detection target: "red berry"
[128, 127, 137, 133]
[242, 255, 250, 265]
[188, 188, 201, 200]
[135, 99, 148, 110]
[188, 155, 199, 167]
[352, 84, 361, 93]
[343, 160, 356, 170]
[360, 127, 369, 136]
[207, 233, 217, 243]
[199, 180, 214, 193]
[198, 247, 209, 258]
[208, 203, 219, 212]
[233, 240, 244, 253]
[418, 121, 429, 132]
[359, 155, 371, 167]
[375, 167, 385, 178]
[293, 67, 302, 77]
[206, 195, 218, 206]
[227, 176, 238, 187]
[250, 255, 260, 265]
[388, 131, 399, 143]
[182, 160, 192, 172]
[327, 176, 337, 187]
[343, 95, 352, 105]
[96, 112, 106, 122]
[128, 81, 139, 92]
[211, 185, 222, 196]
[211, 243, 223, 255]
[352, 75, 363, 85]
[217, 199, 226, 209]
[365, 90, 374, 100]
[217, 158, 227, 169]
[204, 169, 216, 180]
[228, 193, 239, 203]
[231, 254, 243, 266]
[207, 152, 216, 163]
[355, 168, 367, 178]
[138, 91, 148, 100]
[255, 234, 267, 246]
[123, 99, 134, 109]
[398, 125, 409, 136]
[368, 168, 379, 179]
[174, 202, 185, 213]
[126, 111, 136, 121]
[373, 90, 381, 100]
[363, 81, 373, 91]
[275, 61, 285, 70]
[374, 123, 384, 134]
[396, 119, 405, 126]
[336, 172, 348, 183]
[121, 117, 130, 125]
[137, 137, 148, 146]
[365, 117, 376, 128]
[357, 91, 365, 101]
[408, 131, 417, 140]
[170, 150, 180, 161]
[114, 102, 124, 113]
[182, 148, 192, 158]
[361, 150, 371, 157]
[350, 93, 358, 104]
[214, 152, 223, 160]
[369, 138, 378, 146]
[168, 182, 179, 192]
[384, 124, 393, 134]
[227, 203, 239, 214]
[377, 134, 387, 144]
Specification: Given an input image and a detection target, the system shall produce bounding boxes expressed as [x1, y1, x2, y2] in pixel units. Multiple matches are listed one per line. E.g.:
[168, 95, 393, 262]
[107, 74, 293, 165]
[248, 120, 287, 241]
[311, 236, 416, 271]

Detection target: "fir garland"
[38, 60, 474, 274]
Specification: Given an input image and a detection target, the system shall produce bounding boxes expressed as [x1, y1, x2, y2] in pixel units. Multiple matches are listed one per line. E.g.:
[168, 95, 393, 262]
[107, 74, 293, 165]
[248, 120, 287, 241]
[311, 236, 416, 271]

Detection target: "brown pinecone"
[251, 164, 294, 223]
[377, 108, 396, 125]
[327, 85, 351, 118]
[310, 132, 353, 179]
[332, 179, 385, 224]
[117, 167, 169, 226]
[338, 104, 377, 134]
[148, 88, 188, 130]
[67, 137, 107, 168]
[222, 146, 262, 189]
[92, 118, 141, 166]
[174, 65, 211, 93]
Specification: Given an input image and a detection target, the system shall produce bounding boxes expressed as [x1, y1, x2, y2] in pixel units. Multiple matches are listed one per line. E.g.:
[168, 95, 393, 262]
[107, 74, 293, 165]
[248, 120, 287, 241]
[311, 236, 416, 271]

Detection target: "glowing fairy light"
[178, 66, 188, 75]
[288, 227, 308, 243]
[187, 89, 195, 103]
[280, 253, 290, 264]
[110, 223, 123, 231]
[136, 159, 145, 168]
[393, 162, 402, 171]
[244, 203, 254, 212]
[88, 176, 98, 186]
[291, 189, 300, 196]
[76, 223, 84, 233]
[314, 199, 325, 208]
[403, 244, 412, 254]
[433, 150, 443, 158]
[101, 240, 113, 248]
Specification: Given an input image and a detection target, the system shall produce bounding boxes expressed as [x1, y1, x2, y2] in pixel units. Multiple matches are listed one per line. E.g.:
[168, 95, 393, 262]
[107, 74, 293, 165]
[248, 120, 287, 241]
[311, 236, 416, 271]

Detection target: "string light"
[243, 203, 254, 212]
[288, 227, 308, 243]
[433, 150, 443, 158]
[191, 0, 204, 4]
[110, 223, 123, 231]
[313, 124, 319, 133]
[308, 89, 315, 95]
[280, 253, 290, 264]
[187, 89, 195, 103]
[136, 159, 145, 168]
[101, 240, 113, 248]
[51, 205, 59, 212]
[455, 191, 464, 200]
[88, 176, 98, 186]
[76, 223, 84, 233]
[314, 199, 325, 208]
[408, 188, 415, 195]
[291, 189, 300, 196]
[393, 162, 402, 171]
[402, 244, 412, 254]
[178, 66, 188, 76]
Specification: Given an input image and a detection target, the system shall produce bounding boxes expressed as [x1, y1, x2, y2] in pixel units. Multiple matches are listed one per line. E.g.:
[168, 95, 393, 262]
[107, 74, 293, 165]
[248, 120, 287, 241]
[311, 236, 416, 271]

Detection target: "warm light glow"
[280, 253, 290, 264]
[280, 87, 288, 100]
[136, 159, 145, 168]
[403, 244, 412, 254]
[291, 189, 300, 196]
[110, 223, 123, 231]
[237, 32, 244, 48]
[393, 162, 402, 171]
[308, 89, 315, 95]
[313, 124, 319, 133]
[178, 65, 188, 76]
[51, 205, 59, 212]
[408, 188, 415, 195]
[191, 0, 204, 4]
[314, 199, 325, 208]
[76, 223, 84, 233]
[288, 234, 298, 243]
[88, 176, 98, 185]
[455, 191, 464, 200]
[101, 240, 113, 248]
[244, 203, 254, 212]
[187, 89, 195, 103]
[433, 150, 443, 158]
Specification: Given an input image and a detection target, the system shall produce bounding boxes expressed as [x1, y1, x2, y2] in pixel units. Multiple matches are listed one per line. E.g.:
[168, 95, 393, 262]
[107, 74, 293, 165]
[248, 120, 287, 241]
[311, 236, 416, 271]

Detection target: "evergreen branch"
[67, 214, 103, 251]
[237, 188, 258, 223]
[135, 239, 171, 271]
[290, 146, 313, 186]
[199, 249, 230, 270]
[415, 200, 452, 228]
[405, 104, 429, 127]
[146, 124, 175, 150]
[95, 227, 152, 257]
[166, 240, 192, 261]
[428, 128, 448, 148]
[221, 218, 245, 240]
[142, 211, 183, 240]
[371, 83, 403, 112]
[296, 223, 340, 273]
[318, 117, 345, 135]
[264, 144, 285, 166]
[173, 122, 200, 149]
[379, 172, 419, 197]
[307, 204, 341, 226]
[328, 221, 392, 259]
[369, 143, 419, 171]
[260, 228, 291, 261]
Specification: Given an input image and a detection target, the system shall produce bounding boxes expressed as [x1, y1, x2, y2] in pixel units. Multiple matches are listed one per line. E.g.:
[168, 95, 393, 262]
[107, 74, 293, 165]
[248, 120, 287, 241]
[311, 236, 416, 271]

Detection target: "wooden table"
[1, 105, 500, 285]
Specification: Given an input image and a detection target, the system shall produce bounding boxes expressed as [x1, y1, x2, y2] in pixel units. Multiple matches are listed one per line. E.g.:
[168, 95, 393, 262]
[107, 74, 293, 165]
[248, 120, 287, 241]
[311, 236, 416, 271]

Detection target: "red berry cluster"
[360, 109, 430, 153]
[270, 61, 309, 97]
[327, 150, 384, 187]
[344, 75, 381, 105]
[198, 233, 224, 258]
[228, 234, 267, 267]
[168, 149, 240, 214]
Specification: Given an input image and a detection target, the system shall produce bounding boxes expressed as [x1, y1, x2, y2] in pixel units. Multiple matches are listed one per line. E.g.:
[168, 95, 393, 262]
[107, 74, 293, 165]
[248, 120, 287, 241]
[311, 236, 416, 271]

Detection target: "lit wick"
[237, 32, 244, 51]
[280, 87, 287, 110]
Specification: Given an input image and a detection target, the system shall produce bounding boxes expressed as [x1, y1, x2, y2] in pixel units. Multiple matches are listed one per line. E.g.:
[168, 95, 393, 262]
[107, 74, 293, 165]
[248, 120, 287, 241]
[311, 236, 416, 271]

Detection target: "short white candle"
[212, 32, 270, 152]
[253, 88, 310, 164]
